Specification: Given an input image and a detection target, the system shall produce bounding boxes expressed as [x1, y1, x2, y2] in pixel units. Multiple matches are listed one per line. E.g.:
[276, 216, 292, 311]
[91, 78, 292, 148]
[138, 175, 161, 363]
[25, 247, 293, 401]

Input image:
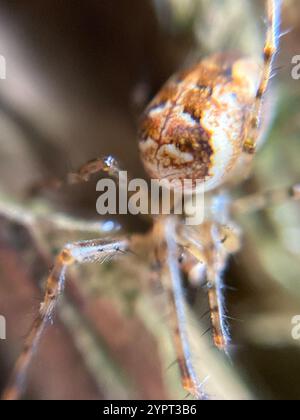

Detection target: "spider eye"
[139, 55, 259, 192]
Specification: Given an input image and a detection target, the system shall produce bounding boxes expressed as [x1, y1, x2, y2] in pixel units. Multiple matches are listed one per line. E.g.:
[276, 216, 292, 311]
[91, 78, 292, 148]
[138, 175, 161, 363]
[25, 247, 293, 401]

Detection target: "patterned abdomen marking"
[139, 54, 260, 191]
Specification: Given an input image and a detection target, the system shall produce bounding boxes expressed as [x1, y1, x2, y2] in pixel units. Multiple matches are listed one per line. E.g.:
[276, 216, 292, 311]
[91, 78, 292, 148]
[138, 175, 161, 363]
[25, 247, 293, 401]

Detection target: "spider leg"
[232, 184, 300, 214]
[244, 0, 281, 154]
[67, 156, 122, 185]
[158, 218, 205, 399]
[177, 224, 237, 353]
[0, 195, 121, 235]
[29, 155, 123, 195]
[1, 237, 129, 401]
[26, 155, 151, 222]
[206, 264, 229, 352]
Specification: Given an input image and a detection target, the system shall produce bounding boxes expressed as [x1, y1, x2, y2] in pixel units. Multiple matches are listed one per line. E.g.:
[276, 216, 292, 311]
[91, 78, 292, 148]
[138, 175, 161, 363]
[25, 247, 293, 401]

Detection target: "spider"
[0, 0, 298, 400]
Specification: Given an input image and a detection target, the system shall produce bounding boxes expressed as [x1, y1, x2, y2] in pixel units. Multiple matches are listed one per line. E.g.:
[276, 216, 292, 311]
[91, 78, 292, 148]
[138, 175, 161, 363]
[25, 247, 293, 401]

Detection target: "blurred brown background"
[0, 0, 300, 400]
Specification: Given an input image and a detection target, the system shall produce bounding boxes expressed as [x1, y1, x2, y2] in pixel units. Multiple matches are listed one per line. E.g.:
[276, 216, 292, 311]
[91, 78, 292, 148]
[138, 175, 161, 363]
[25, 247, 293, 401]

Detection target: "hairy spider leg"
[244, 0, 281, 154]
[1, 237, 129, 401]
[158, 218, 207, 399]
[0, 195, 121, 235]
[29, 155, 123, 195]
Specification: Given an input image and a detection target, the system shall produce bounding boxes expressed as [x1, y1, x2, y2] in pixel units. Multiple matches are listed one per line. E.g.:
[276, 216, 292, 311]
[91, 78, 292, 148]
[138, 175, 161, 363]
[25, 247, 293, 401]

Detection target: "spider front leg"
[0, 195, 121, 236]
[67, 156, 122, 185]
[206, 262, 229, 352]
[155, 218, 205, 399]
[1, 237, 130, 401]
[243, 0, 281, 155]
[29, 155, 123, 195]
[177, 223, 241, 354]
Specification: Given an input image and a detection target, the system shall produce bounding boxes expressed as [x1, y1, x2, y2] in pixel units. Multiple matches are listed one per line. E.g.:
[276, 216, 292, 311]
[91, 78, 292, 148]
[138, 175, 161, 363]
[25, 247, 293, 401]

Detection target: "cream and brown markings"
[139, 53, 260, 191]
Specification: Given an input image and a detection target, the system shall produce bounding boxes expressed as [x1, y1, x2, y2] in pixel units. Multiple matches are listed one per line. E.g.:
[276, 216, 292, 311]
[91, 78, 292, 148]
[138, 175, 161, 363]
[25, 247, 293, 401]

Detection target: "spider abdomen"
[139, 54, 260, 191]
